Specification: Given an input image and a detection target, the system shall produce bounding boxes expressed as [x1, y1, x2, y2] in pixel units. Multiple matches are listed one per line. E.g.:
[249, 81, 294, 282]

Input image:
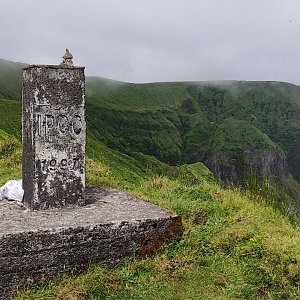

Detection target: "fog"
[1, 0, 300, 84]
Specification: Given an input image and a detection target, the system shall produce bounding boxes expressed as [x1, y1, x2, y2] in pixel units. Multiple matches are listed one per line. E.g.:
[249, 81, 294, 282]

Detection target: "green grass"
[1, 59, 300, 298]
[85, 78, 300, 190]
[8, 141, 300, 300]
[209, 117, 277, 152]
[0, 129, 21, 184]
[0, 129, 299, 299]
[86, 79, 191, 112]
[0, 59, 26, 100]
[0, 118, 299, 299]
[2, 58, 300, 183]
[0, 98, 21, 138]
[194, 83, 300, 180]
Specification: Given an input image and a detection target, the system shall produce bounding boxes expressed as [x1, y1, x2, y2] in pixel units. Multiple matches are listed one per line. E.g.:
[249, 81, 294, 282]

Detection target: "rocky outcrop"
[205, 147, 289, 185]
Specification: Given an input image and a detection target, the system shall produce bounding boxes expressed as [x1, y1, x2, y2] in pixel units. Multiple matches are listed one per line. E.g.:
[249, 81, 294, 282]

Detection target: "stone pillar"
[22, 57, 85, 210]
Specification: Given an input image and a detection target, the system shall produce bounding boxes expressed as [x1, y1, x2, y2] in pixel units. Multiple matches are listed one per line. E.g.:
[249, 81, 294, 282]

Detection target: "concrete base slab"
[0, 186, 182, 299]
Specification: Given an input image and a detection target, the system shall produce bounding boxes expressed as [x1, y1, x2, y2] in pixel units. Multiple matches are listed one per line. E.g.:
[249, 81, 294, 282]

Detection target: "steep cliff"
[204, 118, 289, 185]
[205, 148, 288, 185]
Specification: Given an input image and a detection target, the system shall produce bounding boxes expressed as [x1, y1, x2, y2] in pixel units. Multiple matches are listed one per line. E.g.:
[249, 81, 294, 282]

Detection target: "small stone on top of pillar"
[60, 48, 74, 67]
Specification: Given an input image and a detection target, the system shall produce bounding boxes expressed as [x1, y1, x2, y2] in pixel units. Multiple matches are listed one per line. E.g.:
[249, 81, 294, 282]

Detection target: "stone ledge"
[0, 186, 182, 299]
[23, 64, 85, 70]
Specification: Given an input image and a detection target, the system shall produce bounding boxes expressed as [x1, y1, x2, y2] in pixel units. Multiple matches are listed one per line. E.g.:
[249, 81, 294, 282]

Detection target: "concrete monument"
[22, 49, 85, 209]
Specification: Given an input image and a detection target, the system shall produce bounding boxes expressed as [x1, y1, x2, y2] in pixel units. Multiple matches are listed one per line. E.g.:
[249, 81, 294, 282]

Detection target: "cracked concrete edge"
[0, 212, 182, 299]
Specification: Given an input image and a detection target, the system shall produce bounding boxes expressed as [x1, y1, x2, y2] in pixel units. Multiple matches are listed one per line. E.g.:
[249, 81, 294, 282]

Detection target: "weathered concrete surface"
[22, 65, 86, 210]
[0, 186, 182, 299]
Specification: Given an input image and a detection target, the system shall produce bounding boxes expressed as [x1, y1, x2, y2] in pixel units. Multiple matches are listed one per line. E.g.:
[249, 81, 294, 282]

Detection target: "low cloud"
[1, 0, 300, 84]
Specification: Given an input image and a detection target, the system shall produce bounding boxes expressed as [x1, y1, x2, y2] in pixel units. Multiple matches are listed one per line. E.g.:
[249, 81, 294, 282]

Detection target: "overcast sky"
[1, 0, 300, 84]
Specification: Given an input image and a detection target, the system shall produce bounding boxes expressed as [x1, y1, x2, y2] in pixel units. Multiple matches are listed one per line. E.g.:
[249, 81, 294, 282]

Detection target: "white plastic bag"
[0, 179, 23, 202]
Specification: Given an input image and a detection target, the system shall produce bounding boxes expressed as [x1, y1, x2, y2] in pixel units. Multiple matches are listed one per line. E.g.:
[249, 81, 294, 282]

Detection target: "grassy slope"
[0, 98, 22, 183]
[86, 77, 300, 181]
[86, 78, 190, 111]
[85, 78, 300, 214]
[193, 82, 300, 180]
[0, 96, 300, 299]
[0, 98, 21, 138]
[209, 117, 277, 152]
[0, 59, 26, 100]
[0, 135, 299, 299]
[1, 60, 300, 298]
[2, 59, 300, 177]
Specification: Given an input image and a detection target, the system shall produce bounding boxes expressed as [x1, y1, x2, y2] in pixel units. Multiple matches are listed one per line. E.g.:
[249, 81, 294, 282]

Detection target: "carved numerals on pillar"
[36, 113, 83, 141]
[39, 157, 82, 174]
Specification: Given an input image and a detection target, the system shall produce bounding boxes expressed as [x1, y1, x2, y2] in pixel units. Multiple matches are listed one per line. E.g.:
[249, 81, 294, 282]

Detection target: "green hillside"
[1, 59, 300, 190]
[86, 78, 300, 173]
[1, 59, 300, 298]
[208, 117, 277, 152]
[84, 77, 300, 215]
[2, 59, 300, 179]
[0, 59, 26, 100]
[194, 82, 300, 181]
[1, 121, 300, 299]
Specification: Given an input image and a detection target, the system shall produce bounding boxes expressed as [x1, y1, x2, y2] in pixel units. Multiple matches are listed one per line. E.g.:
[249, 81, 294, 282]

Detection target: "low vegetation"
[1, 59, 300, 299]
[0, 135, 299, 299]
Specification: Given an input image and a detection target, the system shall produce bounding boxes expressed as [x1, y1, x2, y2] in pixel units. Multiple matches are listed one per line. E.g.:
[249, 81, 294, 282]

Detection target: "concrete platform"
[0, 186, 182, 299]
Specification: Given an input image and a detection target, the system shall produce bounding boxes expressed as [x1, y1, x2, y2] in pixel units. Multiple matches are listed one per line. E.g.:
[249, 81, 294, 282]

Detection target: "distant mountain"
[85, 77, 300, 179]
[0, 59, 27, 100]
[1, 59, 300, 208]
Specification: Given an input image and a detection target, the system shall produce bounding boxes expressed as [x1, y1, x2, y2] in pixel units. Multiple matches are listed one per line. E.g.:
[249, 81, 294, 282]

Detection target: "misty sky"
[1, 0, 300, 84]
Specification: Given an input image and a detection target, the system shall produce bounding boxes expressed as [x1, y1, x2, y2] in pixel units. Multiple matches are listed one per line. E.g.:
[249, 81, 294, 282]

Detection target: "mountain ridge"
[2, 58, 300, 298]
[1, 58, 300, 208]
